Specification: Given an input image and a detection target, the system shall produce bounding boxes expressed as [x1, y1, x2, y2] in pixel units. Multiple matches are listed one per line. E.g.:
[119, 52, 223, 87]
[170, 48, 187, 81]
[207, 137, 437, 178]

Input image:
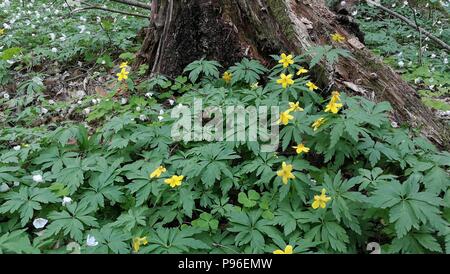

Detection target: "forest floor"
[0, 0, 449, 255]
[1, 1, 448, 128]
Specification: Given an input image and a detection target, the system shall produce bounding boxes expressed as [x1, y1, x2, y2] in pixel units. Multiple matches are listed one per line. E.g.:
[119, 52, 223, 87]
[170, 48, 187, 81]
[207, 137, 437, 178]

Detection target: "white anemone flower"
[86, 235, 99, 247]
[32, 174, 43, 183]
[62, 196, 72, 206]
[0, 183, 10, 193]
[33, 218, 48, 229]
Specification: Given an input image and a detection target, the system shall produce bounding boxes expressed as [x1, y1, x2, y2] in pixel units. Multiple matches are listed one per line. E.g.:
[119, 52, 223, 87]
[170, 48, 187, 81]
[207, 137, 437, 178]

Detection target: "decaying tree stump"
[135, 0, 449, 149]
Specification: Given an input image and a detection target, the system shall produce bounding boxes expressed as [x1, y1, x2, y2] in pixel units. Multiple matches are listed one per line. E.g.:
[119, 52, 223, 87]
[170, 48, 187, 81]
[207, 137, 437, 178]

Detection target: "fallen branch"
[73, 2, 149, 19]
[108, 0, 152, 10]
[366, 0, 450, 51]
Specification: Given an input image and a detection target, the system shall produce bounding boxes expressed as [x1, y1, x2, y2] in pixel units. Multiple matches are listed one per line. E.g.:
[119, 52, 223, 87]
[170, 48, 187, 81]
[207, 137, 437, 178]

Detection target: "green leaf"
[180, 188, 194, 218]
[183, 59, 221, 83]
[371, 175, 448, 238]
[0, 229, 38, 254]
[0, 187, 58, 226]
[424, 166, 450, 194]
[45, 201, 98, 242]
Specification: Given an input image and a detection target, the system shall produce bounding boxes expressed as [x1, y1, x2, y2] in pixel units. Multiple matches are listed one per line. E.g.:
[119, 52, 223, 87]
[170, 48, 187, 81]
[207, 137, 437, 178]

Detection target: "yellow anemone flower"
[273, 245, 293, 254]
[331, 91, 341, 103]
[312, 188, 331, 209]
[296, 67, 309, 75]
[117, 68, 129, 81]
[222, 71, 232, 84]
[277, 73, 294, 89]
[150, 166, 166, 178]
[331, 33, 346, 43]
[132, 237, 148, 252]
[312, 117, 326, 131]
[164, 175, 184, 188]
[277, 111, 294, 125]
[306, 81, 319, 91]
[278, 53, 294, 68]
[119, 62, 128, 69]
[288, 102, 304, 112]
[324, 101, 343, 114]
[293, 143, 310, 155]
[276, 162, 295, 184]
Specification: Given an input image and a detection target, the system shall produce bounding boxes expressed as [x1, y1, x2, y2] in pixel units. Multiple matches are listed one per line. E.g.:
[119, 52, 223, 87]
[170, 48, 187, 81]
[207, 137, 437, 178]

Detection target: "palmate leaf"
[85, 226, 131, 254]
[229, 58, 268, 85]
[239, 153, 278, 184]
[32, 147, 79, 173]
[321, 171, 367, 234]
[227, 210, 284, 253]
[185, 143, 239, 187]
[142, 227, 209, 254]
[388, 232, 443, 254]
[111, 207, 149, 232]
[423, 166, 450, 195]
[272, 199, 318, 236]
[307, 45, 351, 68]
[357, 167, 397, 191]
[183, 59, 221, 83]
[370, 174, 448, 238]
[0, 229, 38, 254]
[304, 213, 350, 253]
[123, 160, 164, 206]
[80, 158, 124, 209]
[49, 157, 92, 194]
[45, 201, 99, 242]
[0, 166, 19, 184]
[0, 186, 58, 226]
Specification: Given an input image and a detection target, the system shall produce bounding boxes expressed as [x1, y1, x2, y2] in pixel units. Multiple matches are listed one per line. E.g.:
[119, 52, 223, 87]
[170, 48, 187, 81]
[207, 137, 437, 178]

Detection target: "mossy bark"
[135, 0, 449, 149]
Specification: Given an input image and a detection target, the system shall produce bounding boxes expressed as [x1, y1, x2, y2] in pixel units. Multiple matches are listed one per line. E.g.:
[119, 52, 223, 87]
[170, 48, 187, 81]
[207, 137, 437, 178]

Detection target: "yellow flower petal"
[223, 71, 232, 84]
[312, 200, 320, 209]
[284, 245, 293, 254]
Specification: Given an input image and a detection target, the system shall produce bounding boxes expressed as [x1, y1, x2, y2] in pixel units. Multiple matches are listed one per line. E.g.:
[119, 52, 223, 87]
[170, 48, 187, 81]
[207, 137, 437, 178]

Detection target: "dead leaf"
[95, 86, 108, 97]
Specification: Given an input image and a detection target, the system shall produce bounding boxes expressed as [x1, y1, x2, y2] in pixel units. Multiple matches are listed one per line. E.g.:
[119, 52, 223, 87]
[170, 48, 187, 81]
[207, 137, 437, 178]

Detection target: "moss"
[266, 0, 297, 42]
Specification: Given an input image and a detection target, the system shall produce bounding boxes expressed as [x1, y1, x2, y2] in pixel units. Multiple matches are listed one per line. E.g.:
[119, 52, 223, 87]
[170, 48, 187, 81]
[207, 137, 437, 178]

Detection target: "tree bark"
[135, 0, 449, 149]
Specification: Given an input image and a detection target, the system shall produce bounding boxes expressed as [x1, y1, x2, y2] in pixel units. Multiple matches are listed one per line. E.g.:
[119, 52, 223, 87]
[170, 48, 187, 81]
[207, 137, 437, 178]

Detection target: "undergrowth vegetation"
[1, 53, 450, 253]
[0, 0, 449, 254]
[355, 0, 449, 112]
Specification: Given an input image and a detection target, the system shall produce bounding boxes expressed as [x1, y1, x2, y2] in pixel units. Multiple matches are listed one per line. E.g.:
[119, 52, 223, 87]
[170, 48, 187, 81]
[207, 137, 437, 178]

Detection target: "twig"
[107, 0, 152, 10]
[366, 0, 450, 52]
[409, 6, 423, 65]
[72, 5, 149, 19]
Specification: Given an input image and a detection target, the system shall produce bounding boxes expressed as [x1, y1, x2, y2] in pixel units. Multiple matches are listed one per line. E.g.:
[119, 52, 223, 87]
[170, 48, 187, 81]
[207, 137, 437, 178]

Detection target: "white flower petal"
[33, 218, 48, 229]
[32, 174, 43, 183]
